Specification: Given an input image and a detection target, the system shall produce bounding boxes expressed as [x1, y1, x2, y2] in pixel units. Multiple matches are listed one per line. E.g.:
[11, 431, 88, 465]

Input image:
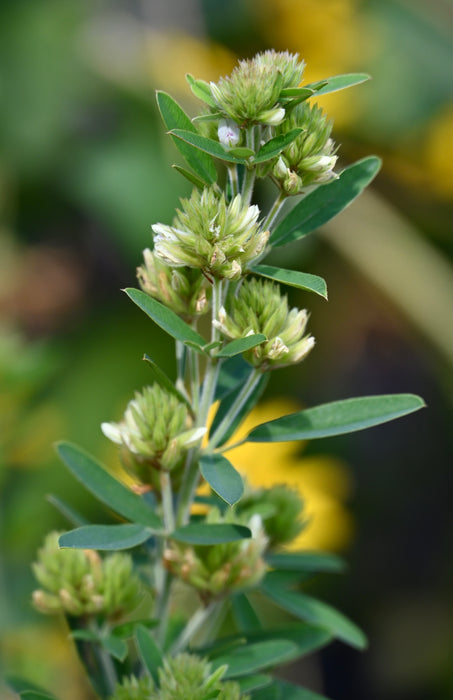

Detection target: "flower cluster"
[101, 384, 205, 484]
[210, 50, 305, 126]
[152, 188, 268, 280]
[32, 532, 142, 618]
[137, 248, 209, 320]
[110, 654, 246, 700]
[164, 509, 267, 601]
[272, 102, 338, 193]
[214, 277, 315, 369]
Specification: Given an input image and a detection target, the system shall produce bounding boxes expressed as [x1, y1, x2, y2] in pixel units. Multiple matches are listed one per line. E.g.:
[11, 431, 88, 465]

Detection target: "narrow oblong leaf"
[228, 146, 256, 159]
[210, 372, 269, 447]
[215, 355, 253, 401]
[200, 453, 244, 506]
[135, 624, 163, 685]
[247, 394, 425, 443]
[170, 129, 246, 164]
[307, 73, 370, 96]
[171, 522, 251, 545]
[270, 156, 382, 247]
[172, 164, 207, 190]
[20, 693, 57, 700]
[101, 634, 128, 661]
[250, 265, 327, 299]
[253, 129, 302, 165]
[266, 551, 345, 574]
[261, 579, 367, 650]
[186, 73, 216, 107]
[47, 494, 88, 527]
[143, 354, 192, 411]
[211, 640, 299, 678]
[59, 524, 152, 551]
[280, 87, 315, 99]
[125, 288, 205, 349]
[156, 91, 216, 185]
[275, 680, 329, 700]
[237, 675, 272, 693]
[215, 334, 266, 358]
[56, 442, 161, 528]
[231, 594, 262, 632]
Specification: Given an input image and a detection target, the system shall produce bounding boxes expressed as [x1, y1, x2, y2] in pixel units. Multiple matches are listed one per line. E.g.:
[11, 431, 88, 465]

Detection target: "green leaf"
[210, 372, 269, 447]
[250, 685, 279, 700]
[111, 619, 158, 640]
[247, 394, 425, 442]
[270, 156, 382, 247]
[275, 680, 329, 700]
[253, 129, 302, 165]
[101, 634, 128, 661]
[156, 91, 216, 185]
[228, 146, 256, 159]
[307, 73, 370, 96]
[280, 87, 315, 99]
[135, 624, 163, 685]
[172, 164, 208, 190]
[56, 442, 161, 528]
[20, 693, 57, 700]
[186, 73, 216, 107]
[211, 640, 299, 678]
[261, 578, 366, 649]
[59, 524, 152, 550]
[170, 129, 246, 164]
[46, 494, 88, 527]
[171, 522, 251, 545]
[125, 288, 205, 349]
[250, 265, 327, 299]
[244, 622, 332, 657]
[200, 453, 244, 506]
[215, 355, 253, 401]
[266, 551, 345, 574]
[237, 675, 272, 693]
[143, 354, 192, 411]
[231, 594, 262, 632]
[215, 334, 266, 358]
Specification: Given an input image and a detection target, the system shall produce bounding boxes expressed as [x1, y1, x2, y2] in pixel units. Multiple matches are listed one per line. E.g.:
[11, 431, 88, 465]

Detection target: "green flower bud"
[110, 655, 247, 700]
[209, 50, 304, 126]
[164, 509, 267, 601]
[214, 278, 315, 370]
[32, 532, 142, 618]
[152, 188, 268, 280]
[110, 675, 155, 700]
[272, 102, 338, 194]
[102, 384, 206, 483]
[137, 249, 209, 320]
[238, 484, 306, 549]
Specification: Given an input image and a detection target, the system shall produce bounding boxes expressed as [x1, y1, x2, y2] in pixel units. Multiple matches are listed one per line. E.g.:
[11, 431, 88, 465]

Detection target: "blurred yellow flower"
[211, 398, 354, 552]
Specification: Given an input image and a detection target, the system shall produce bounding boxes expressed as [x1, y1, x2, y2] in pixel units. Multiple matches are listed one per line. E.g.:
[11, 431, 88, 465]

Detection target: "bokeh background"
[1, 1, 452, 698]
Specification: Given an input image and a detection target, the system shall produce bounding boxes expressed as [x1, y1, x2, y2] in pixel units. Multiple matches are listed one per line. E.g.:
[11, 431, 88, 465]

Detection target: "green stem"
[160, 471, 175, 533]
[175, 340, 187, 399]
[155, 567, 172, 647]
[228, 164, 240, 197]
[206, 368, 262, 451]
[188, 345, 200, 414]
[262, 190, 288, 232]
[241, 127, 257, 205]
[169, 602, 219, 655]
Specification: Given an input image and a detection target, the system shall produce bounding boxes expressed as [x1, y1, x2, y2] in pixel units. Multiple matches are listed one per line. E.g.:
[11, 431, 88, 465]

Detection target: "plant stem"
[262, 191, 288, 232]
[206, 368, 262, 451]
[160, 471, 175, 533]
[227, 164, 239, 197]
[188, 345, 200, 414]
[175, 339, 187, 399]
[241, 127, 257, 205]
[169, 602, 218, 655]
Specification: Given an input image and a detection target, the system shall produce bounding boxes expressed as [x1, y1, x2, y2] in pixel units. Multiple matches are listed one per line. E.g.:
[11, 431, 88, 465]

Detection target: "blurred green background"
[1, 0, 452, 698]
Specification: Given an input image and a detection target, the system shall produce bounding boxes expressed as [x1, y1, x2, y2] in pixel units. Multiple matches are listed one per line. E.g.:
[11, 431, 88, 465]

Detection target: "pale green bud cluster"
[238, 484, 306, 549]
[214, 278, 315, 369]
[272, 103, 337, 194]
[110, 654, 247, 700]
[137, 249, 209, 320]
[152, 188, 268, 280]
[210, 50, 304, 126]
[101, 384, 206, 479]
[164, 509, 267, 601]
[32, 532, 141, 618]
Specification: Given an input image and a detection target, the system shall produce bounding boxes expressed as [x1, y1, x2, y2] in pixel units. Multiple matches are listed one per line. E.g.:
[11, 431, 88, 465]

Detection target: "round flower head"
[32, 532, 142, 618]
[137, 248, 209, 320]
[152, 187, 268, 280]
[214, 278, 315, 369]
[209, 50, 304, 126]
[101, 384, 206, 484]
[164, 508, 267, 601]
[272, 102, 338, 194]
